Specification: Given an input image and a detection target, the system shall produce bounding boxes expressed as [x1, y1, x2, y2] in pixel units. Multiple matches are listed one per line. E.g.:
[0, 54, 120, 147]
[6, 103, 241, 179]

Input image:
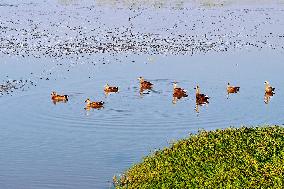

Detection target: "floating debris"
[0, 2, 283, 60]
[0, 79, 34, 96]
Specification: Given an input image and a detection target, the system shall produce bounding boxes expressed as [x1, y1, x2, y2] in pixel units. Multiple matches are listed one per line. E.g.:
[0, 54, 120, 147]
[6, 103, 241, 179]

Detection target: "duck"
[173, 82, 188, 98]
[227, 82, 240, 94]
[264, 81, 275, 93]
[104, 84, 119, 93]
[85, 98, 104, 109]
[194, 85, 209, 104]
[51, 91, 69, 101]
[138, 77, 153, 89]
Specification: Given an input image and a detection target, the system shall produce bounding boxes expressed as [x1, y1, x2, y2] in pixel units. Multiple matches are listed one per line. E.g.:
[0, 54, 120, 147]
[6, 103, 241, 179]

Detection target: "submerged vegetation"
[115, 126, 284, 188]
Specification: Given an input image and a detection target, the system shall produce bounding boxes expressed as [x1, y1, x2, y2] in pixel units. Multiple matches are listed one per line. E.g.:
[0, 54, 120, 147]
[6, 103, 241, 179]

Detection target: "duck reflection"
[52, 99, 68, 105]
[264, 91, 274, 104]
[139, 88, 152, 96]
[195, 99, 210, 113]
[172, 96, 181, 104]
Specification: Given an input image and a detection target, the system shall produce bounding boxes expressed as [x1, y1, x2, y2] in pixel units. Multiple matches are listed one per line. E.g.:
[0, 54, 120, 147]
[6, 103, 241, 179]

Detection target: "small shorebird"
[85, 98, 104, 109]
[264, 81, 275, 93]
[138, 77, 153, 90]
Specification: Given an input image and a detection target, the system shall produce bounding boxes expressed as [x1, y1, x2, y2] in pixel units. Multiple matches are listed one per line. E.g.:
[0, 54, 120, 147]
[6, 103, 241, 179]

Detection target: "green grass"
[114, 126, 284, 188]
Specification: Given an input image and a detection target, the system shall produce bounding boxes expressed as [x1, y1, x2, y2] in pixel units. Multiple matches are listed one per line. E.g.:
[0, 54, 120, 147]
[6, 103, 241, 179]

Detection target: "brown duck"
[264, 81, 275, 93]
[104, 84, 119, 93]
[138, 77, 153, 89]
[194, 85, 209, 104]
[85, 98, 104, 109]
[51, 91, 69, 101]
[173, 82, 188, 98]
[227, 82, 240, 94]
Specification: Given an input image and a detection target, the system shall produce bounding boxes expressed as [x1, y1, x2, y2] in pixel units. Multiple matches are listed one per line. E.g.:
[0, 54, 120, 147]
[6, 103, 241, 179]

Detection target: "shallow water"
[1, 1, 284, 189]
[1, 51, 284, 188]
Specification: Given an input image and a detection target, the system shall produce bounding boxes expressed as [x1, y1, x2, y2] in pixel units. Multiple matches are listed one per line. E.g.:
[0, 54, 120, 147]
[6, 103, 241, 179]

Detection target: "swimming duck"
[138, 77, 153, 89]
[227, 82, 240, 94]
[264, 81, 275, 93]
[173, 82, 188, 98]
[104, 84, 119, 93]
[85, 98, 104, 109]
[51, 91, 69, 101]
[194, 85, 209, 104]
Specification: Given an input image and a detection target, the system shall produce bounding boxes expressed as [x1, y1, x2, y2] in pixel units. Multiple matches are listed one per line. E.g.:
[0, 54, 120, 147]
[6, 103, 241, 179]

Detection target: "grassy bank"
[114, 126, 284, 188]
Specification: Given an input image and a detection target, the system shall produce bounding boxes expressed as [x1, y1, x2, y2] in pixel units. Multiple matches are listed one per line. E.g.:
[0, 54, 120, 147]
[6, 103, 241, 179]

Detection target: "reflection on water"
[195, 102, 209, 114]
[264, 91, 274, 104]
[52, 99, 68, 105]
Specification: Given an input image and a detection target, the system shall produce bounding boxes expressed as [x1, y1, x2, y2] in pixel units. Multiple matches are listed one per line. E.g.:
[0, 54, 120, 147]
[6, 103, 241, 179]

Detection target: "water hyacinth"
[115, 126, 284, 188]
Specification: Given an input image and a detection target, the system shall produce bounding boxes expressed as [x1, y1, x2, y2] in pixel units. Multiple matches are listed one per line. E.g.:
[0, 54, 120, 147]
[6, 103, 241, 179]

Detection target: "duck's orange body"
[173, 82, 188, 98]
[85, 98, 104, 109]
[51, 91, 69, 101]
[138, 77, 153, 89]
[104, 84, 119, 93]
[195, 85, 209, 104]
[227, 83, 240, 94]
[264, 81, 275, 93]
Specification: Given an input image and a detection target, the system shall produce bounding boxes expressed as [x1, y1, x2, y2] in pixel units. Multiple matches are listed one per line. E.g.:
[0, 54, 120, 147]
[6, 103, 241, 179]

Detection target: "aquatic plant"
[115, 126, 284, 188]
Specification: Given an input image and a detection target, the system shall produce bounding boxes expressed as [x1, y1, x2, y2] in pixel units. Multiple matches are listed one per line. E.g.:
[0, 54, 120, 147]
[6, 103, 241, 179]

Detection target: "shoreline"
[115, 125, 284, 188]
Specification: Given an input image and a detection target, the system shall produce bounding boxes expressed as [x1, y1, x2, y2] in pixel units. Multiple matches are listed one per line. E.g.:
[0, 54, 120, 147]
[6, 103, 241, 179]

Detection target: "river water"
[0, 0, 284, 188]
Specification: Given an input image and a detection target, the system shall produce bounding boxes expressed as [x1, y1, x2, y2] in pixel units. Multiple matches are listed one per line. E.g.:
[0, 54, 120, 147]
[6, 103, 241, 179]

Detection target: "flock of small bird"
[50, 77, 276, 110]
